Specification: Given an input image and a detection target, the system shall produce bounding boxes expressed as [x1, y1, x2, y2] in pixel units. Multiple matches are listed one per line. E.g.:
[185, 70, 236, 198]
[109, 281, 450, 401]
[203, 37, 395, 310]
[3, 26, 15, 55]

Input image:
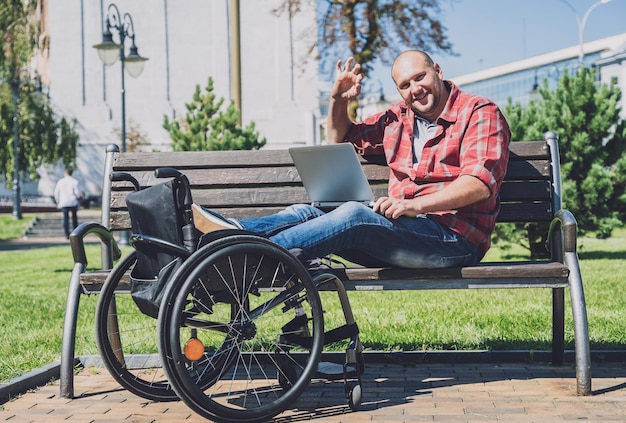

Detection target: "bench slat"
[113, 149, 296, 168]
[497, 203, 552, 222]
[321, 279, 569, 290]
[111, 140, 549, 169]
[338, 261, 568, 280]
[500, 181, 550, 201]
[110, 207, 293, 229]
[110, 162, 549, 196]
[79, 261, 569, 294]
[109, 201, 554, 230]
[504, 160, 550, 179]
[507, 140, 549, 159]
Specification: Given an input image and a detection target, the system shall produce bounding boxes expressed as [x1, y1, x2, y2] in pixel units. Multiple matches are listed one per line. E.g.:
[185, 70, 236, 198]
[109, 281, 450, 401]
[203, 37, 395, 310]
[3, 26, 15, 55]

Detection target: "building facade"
[3, 0, 320, 201]
[452, 33, 626, 113]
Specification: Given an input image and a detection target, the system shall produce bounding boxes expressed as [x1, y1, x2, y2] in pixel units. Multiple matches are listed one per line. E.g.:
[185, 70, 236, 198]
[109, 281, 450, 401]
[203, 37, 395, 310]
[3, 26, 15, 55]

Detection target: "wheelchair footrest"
[315, 361, 359, 380]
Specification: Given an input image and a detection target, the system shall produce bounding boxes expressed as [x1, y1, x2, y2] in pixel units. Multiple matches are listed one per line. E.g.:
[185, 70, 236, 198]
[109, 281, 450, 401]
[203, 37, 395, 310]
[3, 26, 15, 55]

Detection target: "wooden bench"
[61, 131, 591, 398]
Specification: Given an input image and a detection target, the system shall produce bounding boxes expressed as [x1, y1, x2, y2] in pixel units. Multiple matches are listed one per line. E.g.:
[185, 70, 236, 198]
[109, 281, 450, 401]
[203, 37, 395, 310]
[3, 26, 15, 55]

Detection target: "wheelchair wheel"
[95, 251, 178, 401]
[158, 234, 324, 423]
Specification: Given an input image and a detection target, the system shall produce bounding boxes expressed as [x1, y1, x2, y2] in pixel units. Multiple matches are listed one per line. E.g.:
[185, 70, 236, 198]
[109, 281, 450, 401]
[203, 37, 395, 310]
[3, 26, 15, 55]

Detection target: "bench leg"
[552, 287, 565, 365]
[565, 251, 592, 395]
[60, 262, 85, 399]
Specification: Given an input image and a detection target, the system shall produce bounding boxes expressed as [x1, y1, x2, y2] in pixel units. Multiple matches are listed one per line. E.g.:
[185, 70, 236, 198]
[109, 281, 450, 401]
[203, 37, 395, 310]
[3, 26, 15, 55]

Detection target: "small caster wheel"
[346, 381, 362, 411]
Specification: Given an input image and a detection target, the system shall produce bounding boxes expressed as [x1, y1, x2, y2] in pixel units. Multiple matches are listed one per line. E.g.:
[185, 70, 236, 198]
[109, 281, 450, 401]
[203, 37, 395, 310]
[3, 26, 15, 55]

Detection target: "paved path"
[0, 210, 105, 251]
[0, 236, 85, 250]
[2, 361, 626, 422]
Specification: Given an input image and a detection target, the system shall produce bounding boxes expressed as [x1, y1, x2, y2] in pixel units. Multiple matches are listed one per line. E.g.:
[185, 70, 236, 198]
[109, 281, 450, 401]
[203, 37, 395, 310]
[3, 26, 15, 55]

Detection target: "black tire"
[95, 251, 178, 401]
[346, 381, 362, 411]
[158, 234, 324, 423]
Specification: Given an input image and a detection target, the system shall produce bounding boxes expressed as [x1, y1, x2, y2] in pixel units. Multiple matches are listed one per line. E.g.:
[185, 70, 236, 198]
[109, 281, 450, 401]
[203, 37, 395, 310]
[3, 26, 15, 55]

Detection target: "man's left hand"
[374, 197, 421, 219]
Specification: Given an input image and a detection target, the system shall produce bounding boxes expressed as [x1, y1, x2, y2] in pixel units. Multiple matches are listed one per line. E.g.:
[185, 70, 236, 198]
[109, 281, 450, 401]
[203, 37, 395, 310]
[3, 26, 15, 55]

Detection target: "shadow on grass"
[578, 250, 626, 260]
[497, 250, 624, 261]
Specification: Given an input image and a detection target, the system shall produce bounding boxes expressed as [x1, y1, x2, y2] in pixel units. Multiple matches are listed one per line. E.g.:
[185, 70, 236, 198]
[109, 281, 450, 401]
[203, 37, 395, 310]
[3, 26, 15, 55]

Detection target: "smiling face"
[391, 51, 449, 121]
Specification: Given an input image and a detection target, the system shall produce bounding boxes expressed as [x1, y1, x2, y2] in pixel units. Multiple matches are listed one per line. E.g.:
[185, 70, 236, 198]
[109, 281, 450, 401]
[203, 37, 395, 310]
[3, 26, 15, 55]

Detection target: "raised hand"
[331, 57, 364, 101]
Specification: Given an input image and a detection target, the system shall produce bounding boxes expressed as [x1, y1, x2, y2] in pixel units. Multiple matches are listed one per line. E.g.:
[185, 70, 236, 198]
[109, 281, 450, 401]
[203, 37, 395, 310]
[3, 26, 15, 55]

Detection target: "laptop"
[288, 143, 375, 209]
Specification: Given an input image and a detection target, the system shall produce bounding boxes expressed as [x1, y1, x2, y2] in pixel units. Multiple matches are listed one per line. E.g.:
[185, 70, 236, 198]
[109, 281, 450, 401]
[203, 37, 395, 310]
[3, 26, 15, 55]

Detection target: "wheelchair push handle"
[154, 167, 182, 179]
[154, 167, 197, 252]
[154, 168, 192, 206]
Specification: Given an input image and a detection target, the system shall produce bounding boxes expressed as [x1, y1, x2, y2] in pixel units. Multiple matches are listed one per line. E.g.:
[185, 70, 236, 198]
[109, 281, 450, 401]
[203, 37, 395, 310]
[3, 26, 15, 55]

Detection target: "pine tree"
[163, 77, 266, 151]
[500, 67, 626, 257]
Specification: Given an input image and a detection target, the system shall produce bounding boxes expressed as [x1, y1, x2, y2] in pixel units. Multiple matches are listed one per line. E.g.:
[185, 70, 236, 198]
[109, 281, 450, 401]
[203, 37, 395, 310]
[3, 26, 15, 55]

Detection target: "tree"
[274, 0, 454, 80]
[114, 119, 150, 152]
[499, 67, 626, 257]
[0, 0, 79, 185]
[163, 77, 266, 151]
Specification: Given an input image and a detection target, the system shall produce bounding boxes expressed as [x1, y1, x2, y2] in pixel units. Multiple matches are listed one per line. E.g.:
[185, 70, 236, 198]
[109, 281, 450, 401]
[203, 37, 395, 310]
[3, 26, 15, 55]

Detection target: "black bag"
[126, 179, 187, 318]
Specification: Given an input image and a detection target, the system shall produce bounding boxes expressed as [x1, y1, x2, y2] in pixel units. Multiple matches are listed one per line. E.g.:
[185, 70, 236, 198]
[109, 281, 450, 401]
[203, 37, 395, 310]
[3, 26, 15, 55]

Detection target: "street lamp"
[93, 4, 147, 245]
[11, 79, 21, 219]
[8, 70, 44, 220]
[559, 0, 613, 66]
[528, 65, 560, 103]
[93, 3, 148, 153]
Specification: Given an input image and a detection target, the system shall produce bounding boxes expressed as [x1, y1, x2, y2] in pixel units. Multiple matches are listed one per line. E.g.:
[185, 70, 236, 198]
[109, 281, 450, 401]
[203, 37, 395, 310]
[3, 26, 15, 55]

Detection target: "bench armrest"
[69, 222, 122, 267]
[547, 208, 578, 257]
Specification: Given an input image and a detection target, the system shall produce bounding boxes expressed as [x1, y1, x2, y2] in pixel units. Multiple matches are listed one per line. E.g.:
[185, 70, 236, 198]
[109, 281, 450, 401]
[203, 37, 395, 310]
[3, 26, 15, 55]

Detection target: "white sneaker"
[191, 203, 239, 233]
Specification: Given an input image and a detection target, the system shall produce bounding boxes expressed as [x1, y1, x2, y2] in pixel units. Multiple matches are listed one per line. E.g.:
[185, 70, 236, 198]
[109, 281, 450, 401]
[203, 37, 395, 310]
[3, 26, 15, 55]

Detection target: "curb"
[0, 359, 78, 403]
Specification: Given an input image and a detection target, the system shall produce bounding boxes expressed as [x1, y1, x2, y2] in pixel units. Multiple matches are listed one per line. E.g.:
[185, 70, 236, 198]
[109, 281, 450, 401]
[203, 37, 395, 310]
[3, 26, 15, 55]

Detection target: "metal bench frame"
[60, 131, 590, 398]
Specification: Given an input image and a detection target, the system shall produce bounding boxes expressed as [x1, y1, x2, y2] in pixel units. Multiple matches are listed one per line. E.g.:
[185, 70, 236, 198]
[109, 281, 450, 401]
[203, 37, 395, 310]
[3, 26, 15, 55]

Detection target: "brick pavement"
[2, 361, 626, 422]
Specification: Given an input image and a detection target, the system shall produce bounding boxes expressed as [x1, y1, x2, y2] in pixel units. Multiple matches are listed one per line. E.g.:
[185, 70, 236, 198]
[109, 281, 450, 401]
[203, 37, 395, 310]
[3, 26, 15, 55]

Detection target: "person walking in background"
[54, 168, 84, 239]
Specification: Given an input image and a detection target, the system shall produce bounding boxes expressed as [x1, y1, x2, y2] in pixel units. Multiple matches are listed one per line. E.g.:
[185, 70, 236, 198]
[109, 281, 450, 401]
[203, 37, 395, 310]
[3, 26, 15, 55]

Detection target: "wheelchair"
[94, 168, 364, 423]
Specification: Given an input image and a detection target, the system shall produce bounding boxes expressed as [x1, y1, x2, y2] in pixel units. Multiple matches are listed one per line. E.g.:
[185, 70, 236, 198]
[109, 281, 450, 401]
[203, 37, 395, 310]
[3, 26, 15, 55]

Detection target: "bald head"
[391, 50, 435, 85]
[390, 50, 448, 121]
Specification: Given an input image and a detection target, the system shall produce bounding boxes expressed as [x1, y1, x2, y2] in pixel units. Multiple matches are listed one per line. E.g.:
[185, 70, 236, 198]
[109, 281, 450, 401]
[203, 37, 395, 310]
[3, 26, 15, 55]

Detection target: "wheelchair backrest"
[126, 179, 186, 280]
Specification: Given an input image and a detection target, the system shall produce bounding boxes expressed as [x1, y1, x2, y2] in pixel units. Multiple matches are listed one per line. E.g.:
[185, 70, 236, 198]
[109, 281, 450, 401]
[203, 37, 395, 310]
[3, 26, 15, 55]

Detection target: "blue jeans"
[237, 202, 480, 268]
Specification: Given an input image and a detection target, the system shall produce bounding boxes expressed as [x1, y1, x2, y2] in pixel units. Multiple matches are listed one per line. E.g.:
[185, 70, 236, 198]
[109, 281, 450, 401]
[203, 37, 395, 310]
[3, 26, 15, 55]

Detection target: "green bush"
[163, 77, 266, 151]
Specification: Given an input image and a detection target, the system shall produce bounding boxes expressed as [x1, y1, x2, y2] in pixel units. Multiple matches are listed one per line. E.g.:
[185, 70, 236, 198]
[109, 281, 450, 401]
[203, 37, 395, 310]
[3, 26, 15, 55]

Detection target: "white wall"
[3, 0, 320, 199]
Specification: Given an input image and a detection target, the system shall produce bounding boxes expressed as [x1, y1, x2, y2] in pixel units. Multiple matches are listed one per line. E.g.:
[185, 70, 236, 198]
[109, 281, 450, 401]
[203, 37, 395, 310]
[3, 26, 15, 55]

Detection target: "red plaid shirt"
[344, 81, 511, 256]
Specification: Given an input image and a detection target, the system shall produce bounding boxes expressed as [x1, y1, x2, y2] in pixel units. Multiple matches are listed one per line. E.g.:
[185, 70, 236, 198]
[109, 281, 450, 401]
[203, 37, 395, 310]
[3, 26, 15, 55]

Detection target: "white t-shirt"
[413, 116, 438, 165]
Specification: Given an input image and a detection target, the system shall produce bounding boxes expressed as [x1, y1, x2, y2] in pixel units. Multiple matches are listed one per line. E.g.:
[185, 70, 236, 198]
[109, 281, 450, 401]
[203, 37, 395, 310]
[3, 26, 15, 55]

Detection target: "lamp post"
[11, 79, 21, 219]
[93, 3, 148, 153]
[7, 70, 46, 220]
[528, 65, 560, 103]
[93, 4, 147, 245]
[559, 0, 612, 66]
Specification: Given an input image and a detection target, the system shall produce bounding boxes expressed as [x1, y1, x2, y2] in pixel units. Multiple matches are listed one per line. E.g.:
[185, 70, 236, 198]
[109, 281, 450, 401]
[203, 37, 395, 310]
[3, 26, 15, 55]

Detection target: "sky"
[370, 0, 626, 98]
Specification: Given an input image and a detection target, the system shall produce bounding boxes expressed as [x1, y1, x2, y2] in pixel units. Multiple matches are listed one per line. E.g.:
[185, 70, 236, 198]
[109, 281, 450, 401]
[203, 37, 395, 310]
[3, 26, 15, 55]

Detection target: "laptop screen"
[289, 143, 375, 208]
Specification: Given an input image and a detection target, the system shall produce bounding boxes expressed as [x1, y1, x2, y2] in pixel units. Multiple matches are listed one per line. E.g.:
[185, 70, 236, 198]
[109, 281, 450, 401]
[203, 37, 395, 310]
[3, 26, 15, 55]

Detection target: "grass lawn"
[0, 214, 36, 239]
[0, 221, 624, 383]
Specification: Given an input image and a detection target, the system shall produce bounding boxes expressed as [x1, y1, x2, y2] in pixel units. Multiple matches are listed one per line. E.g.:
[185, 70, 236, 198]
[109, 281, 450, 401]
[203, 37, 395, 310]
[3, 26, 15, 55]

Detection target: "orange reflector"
[184, 337, 205, 361]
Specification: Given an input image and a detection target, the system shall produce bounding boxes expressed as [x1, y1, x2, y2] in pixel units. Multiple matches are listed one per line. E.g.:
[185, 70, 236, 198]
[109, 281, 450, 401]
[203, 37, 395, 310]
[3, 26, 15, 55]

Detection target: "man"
[54, 168, 84, 239]
[195, 50, 510, 268]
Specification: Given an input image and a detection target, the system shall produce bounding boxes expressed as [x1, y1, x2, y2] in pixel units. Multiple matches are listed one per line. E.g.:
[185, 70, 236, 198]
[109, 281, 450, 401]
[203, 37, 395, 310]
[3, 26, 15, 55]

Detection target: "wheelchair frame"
[94, 168, 364, 423]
